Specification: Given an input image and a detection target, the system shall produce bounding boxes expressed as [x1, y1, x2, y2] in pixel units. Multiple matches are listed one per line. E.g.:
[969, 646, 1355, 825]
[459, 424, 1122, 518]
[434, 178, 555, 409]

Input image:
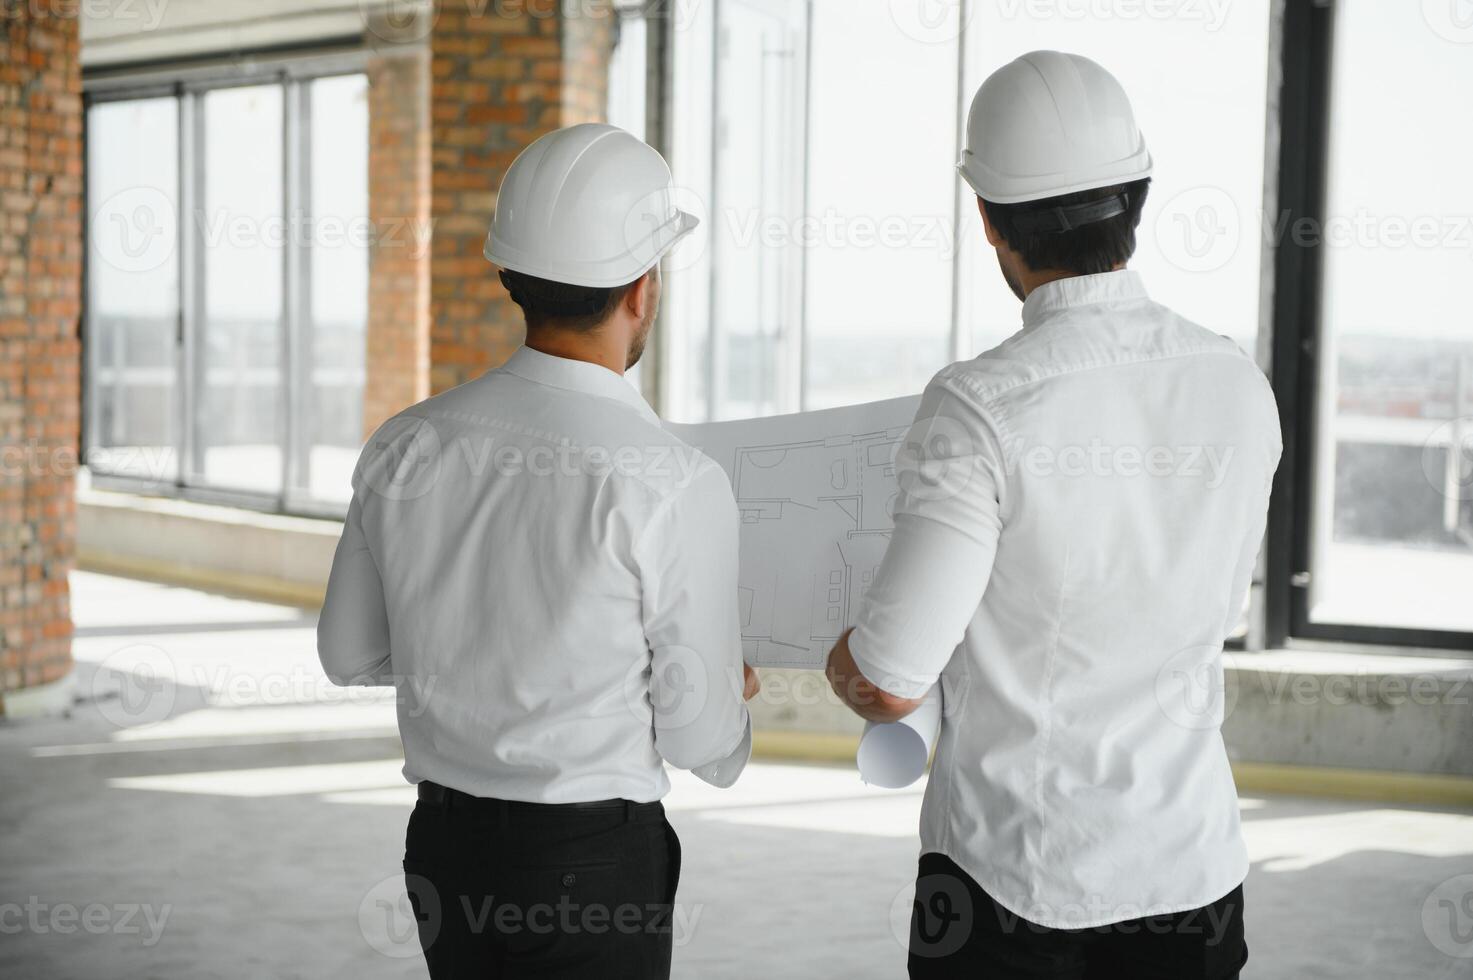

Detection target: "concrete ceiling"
[81, 0, 428, 67]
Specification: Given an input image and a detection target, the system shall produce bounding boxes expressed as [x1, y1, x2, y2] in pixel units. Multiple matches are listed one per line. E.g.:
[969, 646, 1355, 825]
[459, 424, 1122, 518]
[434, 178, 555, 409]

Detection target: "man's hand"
[826, 629, 925, 724]
[743, 664, 761, 701]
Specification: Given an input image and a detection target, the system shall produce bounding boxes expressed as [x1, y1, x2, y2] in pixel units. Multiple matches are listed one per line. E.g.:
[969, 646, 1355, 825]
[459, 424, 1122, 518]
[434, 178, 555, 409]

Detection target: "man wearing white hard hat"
[826, 52, 1280, 977]
[319, 123, 757, 978]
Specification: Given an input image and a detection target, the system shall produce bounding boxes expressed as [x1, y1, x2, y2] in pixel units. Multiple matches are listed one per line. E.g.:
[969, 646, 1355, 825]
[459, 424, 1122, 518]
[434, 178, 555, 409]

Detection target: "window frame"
[1265, 0, 1473, 652]
[654, 0, 969, 423]
[83, 47, 371, 520]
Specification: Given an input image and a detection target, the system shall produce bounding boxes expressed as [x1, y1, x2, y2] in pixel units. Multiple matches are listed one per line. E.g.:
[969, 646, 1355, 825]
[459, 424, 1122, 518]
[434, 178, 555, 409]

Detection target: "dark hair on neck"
[500, 270, 637, 333]
[982, 178, 1150, 276]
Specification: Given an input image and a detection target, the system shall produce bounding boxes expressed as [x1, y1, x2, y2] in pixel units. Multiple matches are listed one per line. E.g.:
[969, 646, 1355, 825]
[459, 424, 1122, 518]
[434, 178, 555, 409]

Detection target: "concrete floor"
[2, 572, 1471, 979]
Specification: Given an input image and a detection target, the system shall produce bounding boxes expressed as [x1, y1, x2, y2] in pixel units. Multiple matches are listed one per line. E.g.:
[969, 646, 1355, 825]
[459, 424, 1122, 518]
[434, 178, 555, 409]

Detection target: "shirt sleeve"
[634, 460, 752, 785]
[1220, 400, 1283, 641]
[848, 380, 1006, 700]
[317, 493, 395, 686]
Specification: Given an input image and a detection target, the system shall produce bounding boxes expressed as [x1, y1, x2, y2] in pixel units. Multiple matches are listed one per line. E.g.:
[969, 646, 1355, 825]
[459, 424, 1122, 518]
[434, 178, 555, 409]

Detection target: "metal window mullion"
[80, 102, 96, 466]
[644, 6, 671, 413]
[947, 0, 970, 365]
[282, 77, 311, 507]
[178, 88, 203, 488]
[794, 0, 813, 413]
[756, 44, 773, 413]
[1265, 0, 1334, 647]
[705, 0, 724, 421]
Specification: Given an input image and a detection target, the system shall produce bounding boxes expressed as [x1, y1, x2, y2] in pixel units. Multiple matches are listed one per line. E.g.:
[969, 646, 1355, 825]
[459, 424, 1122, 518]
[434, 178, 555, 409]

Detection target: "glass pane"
[304, 74, 369, 506]
[86, 97, 179, 482]
[607, 13, 647, 141]
[707, 0, 806, 419]
[1307, 3, 1473, 633]
[196, 84, 285, 495]
[959, 8, 1271, 356]
[803, 1, 958, 409]
[665, 0, 718, 422]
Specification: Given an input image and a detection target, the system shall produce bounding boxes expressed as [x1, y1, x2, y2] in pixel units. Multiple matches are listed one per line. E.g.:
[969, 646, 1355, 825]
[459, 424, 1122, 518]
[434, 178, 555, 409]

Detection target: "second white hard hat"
[957, 50, 1152, 205]
[484, 123, 697, 288]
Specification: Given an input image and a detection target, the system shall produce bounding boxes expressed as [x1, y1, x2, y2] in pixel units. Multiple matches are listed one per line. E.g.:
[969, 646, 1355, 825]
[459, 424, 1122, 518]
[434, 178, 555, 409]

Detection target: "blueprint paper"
[856, 687, 941, 788]
[667, 395, 921, 670]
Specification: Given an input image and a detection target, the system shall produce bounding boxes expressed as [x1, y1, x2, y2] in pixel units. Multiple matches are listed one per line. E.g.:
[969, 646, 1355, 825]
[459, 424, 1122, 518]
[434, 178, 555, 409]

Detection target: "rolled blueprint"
[855, 685, 942, 788]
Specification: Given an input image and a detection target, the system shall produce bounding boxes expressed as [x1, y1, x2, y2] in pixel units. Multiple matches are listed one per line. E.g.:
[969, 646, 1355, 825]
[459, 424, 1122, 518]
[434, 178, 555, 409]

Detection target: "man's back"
[322, 347, 749, 804]
[852, 270, 1282, 925]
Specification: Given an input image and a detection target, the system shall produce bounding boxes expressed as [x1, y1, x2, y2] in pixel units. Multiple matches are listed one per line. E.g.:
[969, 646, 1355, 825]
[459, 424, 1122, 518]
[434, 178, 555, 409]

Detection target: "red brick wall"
[0, 6, 82, 707]
[428, 0, 616, 394]
[364, 45, 432, 437]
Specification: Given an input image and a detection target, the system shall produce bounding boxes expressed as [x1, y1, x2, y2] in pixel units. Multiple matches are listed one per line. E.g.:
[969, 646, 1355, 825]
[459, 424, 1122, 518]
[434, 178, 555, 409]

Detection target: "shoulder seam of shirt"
[927, 375, 1016, 448]
[395, 399, 702, 500]
[915, 380, 1015, 519]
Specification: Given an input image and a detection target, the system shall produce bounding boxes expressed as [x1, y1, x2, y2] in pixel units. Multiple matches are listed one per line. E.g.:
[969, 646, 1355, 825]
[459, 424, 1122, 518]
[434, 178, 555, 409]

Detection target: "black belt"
[417, 780, 647, 815]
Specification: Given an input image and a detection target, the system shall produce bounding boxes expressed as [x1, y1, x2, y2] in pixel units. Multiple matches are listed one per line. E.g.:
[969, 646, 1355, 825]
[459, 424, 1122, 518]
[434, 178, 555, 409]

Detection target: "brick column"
[363, 44, 432, 437]
[0, 6, 82, 713]
[428, 0, 616, 394]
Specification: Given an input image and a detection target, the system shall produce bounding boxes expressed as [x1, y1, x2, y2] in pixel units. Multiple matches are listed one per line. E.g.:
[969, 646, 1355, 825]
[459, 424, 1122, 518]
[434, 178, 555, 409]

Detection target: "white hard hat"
[957, 51, 1152, 206]
[484, 123, 697, 288]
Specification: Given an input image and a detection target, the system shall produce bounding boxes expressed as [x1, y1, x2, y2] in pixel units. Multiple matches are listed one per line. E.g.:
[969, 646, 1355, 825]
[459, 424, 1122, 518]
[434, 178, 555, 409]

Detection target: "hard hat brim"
[957, 146, 1153, 205]
[485, 208, 698, 289]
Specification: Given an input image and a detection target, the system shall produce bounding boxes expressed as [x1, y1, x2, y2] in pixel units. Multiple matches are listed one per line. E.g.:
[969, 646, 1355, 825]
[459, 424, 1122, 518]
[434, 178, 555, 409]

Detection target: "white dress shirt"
[318, 346, 752, 804]
[851, 270, 1281, 927]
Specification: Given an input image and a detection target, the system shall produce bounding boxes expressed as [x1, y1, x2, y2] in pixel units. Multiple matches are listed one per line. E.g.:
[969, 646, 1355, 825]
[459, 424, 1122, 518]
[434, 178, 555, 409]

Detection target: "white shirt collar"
[499, 346, 658, 423]
[1020, 269, 1149, 327]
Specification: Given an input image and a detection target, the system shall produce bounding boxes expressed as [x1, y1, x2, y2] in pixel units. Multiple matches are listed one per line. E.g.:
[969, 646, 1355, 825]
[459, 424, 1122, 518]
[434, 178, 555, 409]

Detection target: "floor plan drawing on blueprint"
[669, 395, 922, 669]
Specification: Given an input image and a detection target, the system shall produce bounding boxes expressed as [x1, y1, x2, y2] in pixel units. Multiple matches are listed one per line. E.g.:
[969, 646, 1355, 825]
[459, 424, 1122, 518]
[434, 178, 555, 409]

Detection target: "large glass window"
[1305, 3, 1473, 634]
[85, 70, 369, 512]
[803, 1, 957, 409]
[663, 1, 1271, 422]
[666, 0, 806, 421]
[197, 85, 285, 495]
[305, 74, 371, 505]
[86, 97, 180, 483]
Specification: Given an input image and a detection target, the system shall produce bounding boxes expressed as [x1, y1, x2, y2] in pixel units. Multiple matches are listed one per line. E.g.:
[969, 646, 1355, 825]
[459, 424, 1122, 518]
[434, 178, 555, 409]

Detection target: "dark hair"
[982, 178, 1150, 276]
[500, 270, 638, 333]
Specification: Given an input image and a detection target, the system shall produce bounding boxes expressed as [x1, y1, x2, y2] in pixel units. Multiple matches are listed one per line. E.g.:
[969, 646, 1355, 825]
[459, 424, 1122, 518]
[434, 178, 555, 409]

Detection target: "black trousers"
[403, 784, 681, 979]
[907, 853, 1248, 980]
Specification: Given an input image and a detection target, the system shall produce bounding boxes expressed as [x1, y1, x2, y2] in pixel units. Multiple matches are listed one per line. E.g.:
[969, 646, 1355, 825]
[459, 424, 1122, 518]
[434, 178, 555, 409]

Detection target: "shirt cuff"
[848, 628, 939, 702]
[689, 712, 752, 789]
